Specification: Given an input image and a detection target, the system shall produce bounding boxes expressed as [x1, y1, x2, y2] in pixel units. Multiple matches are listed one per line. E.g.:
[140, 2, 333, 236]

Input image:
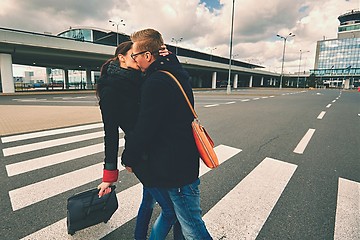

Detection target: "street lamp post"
[171, 37, 183, 55]
[209, 47, 217, 61]
[109, 19, 125, 46]
[297, 50, 309, 88]
[277, 33, 295, 89]
[227, 0, 235, 94]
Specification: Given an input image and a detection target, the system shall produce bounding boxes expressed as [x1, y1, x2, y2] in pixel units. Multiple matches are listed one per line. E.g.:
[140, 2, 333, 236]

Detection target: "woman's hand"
[97, 182, 113, 197]
[159, 45, 171, 56]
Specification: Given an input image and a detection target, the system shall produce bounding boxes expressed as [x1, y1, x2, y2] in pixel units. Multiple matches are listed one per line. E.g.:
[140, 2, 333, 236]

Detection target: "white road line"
[334, 178, 360, 240]
[293, 128, 316, 154]
[9, 163, 112, 211]
[1, 123, 104, 143]
[2, 131, 104, 156]
[204, 104, 219, 108]
[241, 99, 250, 102]
[317, 111, 326, 120]
[224, 101, 236, 105]
[262, 96, 268, 99]
[253, 98, 260, 100]
[332, 100, 336, 103]
[269, 96, 275, 98]
[326, 104, 332, 108]
[6, 139, 125, 176]
[21, 144, 242, 239]
[203, 157, 297, 239]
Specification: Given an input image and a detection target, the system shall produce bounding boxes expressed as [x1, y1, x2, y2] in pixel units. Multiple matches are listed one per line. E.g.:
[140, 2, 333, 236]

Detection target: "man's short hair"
[131, 29, 164, 58]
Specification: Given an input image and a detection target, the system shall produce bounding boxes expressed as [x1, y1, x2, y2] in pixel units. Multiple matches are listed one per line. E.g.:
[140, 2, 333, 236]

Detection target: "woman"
[96, 41, 182, 240]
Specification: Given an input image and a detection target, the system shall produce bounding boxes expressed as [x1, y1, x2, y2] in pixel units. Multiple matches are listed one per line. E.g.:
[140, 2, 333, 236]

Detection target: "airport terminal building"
[0, 26, 280, 93]
[312, 10, 360, 88]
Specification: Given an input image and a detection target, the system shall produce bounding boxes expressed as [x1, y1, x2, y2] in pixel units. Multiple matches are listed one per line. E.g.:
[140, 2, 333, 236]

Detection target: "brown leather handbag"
[159, 70, 219, 169]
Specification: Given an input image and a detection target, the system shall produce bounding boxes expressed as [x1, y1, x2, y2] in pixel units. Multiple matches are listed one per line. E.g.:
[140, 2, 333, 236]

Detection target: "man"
[121, 29, 212, 240]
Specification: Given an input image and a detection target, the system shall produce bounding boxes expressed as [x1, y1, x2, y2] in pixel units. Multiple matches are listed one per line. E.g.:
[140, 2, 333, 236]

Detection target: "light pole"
[209, 47, 217, 61]
[227, 0, 235, 94]
[109, 19, 125, 46]
[297, 50, 309, 88]
[277, 33, 295, 89]
[171, 37, 183, 55]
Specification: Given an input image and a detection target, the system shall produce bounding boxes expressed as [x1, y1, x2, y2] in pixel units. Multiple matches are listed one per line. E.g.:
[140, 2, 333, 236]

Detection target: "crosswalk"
[1, 123, 359, 239]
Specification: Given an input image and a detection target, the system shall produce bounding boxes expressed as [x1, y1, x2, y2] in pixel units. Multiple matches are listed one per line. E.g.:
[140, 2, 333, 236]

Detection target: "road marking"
[293, 128, 316, 154]
[224, 101, 236, 104]
[326, 104, 332, 108]
[21, 144, 242, 239]
[253, 98, 260, 100]
[2, 131, 104, 156]
[204, 104, 219, 108]
[241, 99, 250, 102]
[6, 138, 124, 176]
[9, 153, 121, 212]
[9, 162, 120, 211]
[261, 96, 268, 99]
[332, 100, 336, 103]
[317, 111, 326, 120]
[334, 178, 360, 240]
[1, 123, 104, 143]
[269, 96, 275, 98]
[203, 157, 297, 239]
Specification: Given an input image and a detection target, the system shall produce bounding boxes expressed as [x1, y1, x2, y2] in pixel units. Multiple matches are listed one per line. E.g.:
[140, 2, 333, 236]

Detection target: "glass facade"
[58, 29, 92, 42]
[338, 24, 360, 32]
[315, 38, 360, 75]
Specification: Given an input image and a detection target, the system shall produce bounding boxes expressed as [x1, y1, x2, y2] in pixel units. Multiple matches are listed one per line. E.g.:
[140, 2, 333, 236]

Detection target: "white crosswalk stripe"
[2, 131, 105, 156]
[203, 157, 297, 239]
[1, 123, 104, 143]
[6, 143, 105, 176]
[1, 124, 358, 239]
[334, 178, 360, 240]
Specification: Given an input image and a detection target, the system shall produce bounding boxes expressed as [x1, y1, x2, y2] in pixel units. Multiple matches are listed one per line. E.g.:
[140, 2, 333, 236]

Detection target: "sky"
[1, 0, 359, 76]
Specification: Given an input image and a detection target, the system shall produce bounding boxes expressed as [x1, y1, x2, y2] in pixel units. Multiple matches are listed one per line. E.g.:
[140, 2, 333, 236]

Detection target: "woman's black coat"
[97, 60, 142, 170]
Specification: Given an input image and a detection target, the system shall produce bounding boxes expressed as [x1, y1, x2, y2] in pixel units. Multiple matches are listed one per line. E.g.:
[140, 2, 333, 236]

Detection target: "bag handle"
[158, 70, 198, 119]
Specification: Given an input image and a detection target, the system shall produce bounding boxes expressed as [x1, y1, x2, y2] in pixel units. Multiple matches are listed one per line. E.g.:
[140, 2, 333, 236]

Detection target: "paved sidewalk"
[0, 105, 102, 136]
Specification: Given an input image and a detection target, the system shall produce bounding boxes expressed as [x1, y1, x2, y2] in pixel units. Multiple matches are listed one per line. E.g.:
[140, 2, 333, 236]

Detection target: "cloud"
[1, 0, 359, 73]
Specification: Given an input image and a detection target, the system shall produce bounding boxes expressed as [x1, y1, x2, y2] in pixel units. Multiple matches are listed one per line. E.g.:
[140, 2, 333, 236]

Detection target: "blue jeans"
[137, 187, 184, 240]
[168, 179, 212, 240]
[135, 188, 156, 240]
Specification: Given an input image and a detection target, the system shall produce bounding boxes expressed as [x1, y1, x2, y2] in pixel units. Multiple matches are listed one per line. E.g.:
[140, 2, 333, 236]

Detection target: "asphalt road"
[0, 88, 359, 240]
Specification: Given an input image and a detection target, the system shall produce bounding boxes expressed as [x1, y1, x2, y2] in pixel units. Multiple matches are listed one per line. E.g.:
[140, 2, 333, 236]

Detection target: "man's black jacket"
[121, 54, 200, 188]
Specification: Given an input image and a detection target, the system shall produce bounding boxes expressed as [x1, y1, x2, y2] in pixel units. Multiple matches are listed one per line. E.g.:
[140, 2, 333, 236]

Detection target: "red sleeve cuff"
[103, 169, 119, 182]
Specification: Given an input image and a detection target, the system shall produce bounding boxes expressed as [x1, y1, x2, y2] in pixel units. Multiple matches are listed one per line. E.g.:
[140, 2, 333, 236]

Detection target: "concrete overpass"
[0, 27, 281, 93]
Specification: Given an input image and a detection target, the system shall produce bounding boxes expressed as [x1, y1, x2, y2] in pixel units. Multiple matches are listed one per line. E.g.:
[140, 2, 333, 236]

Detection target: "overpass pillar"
[211, 71, 217, 89]
[233, 74, 238, 88]
[260, 77, 264, 86]
[86, 69, 92, 89]
[249, 75, 253, 88]
[64, 69, 69, 89]
[0, 54, 15, 93]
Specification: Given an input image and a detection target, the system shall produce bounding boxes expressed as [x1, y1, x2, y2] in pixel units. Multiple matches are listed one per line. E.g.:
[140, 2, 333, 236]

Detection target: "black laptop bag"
[66, 185, 118, 235]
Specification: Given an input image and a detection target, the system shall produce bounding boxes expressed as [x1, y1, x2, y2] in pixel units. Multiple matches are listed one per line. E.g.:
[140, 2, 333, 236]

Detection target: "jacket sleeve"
[121, 77, 171, 167]
[99, 87, 120, 181]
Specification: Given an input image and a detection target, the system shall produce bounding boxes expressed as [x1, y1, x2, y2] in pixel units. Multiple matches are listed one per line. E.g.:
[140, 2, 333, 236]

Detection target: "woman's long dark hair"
[96, 41, 133, 99]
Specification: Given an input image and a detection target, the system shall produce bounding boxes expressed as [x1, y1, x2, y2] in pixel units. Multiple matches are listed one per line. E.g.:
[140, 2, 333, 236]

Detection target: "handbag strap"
[158, 70, 198, 119]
